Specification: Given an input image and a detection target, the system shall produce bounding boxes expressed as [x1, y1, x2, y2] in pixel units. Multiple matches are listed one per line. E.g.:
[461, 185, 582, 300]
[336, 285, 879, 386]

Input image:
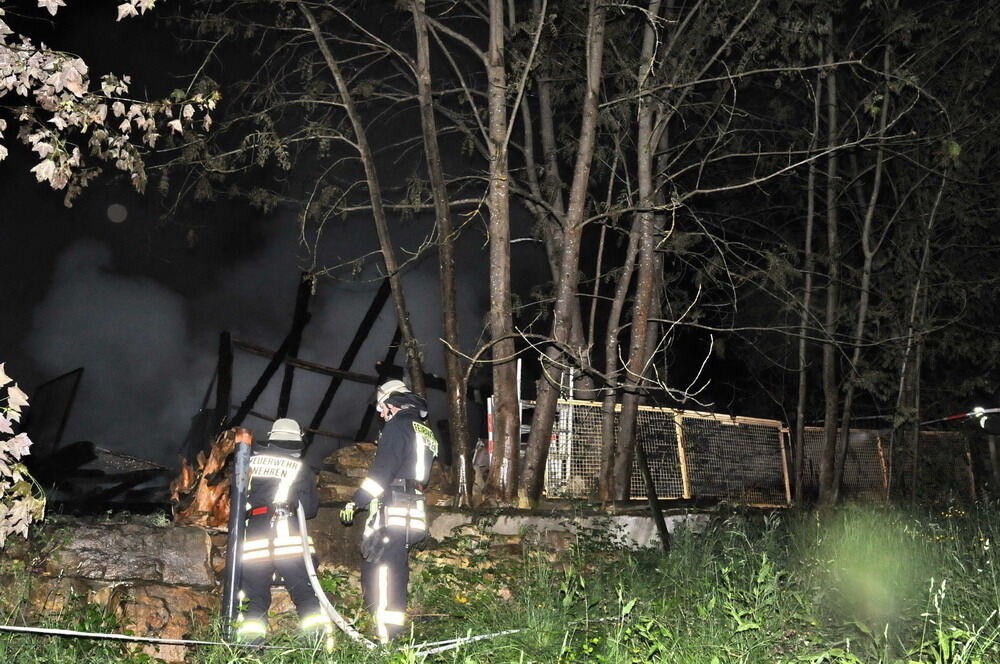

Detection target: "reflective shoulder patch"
[412, 421, 439, 456]
[249, 454, 303, 480]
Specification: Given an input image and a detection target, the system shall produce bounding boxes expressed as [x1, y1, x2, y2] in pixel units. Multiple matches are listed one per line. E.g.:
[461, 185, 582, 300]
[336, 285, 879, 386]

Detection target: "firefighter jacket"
[352, 407, 438, 544]
[241, 445, 319, 565]
[980, 415, 1000, 435]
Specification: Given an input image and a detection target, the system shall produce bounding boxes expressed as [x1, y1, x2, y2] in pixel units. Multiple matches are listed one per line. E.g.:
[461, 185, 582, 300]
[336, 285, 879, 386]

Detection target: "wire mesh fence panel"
[544, 400, 606, 498]
[543, 400, 683, 500]
[539, 400, 983, 504]
[892, 430, 976, 502]
[800, 427, 887, 500]
[627, 407, 683, 500]
[671, 414, 788, 506]
[843, 431, 888, 500]
[540, 400, 788, 505]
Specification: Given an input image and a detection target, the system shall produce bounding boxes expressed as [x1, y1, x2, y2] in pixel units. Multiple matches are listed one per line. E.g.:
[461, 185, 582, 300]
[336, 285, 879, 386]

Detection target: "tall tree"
[410, 0, 470, 497]
[297, 0, 428, 397]
[520, 0, 607, 507]
[482, 0, 520, 503]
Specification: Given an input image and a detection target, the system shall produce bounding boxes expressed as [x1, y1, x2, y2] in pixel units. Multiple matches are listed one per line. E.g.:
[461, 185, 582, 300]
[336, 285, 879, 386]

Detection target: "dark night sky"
[1, 2, 528, 467]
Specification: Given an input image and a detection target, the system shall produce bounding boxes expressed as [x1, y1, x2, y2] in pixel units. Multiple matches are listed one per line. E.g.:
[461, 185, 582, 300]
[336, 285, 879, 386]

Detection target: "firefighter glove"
[340, 502, 356, 526]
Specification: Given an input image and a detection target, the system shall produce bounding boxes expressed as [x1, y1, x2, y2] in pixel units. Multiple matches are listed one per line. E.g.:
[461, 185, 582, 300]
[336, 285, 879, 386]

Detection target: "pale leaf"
[0, 363, 10, 387]
[6, 433, 31, 459]
[30, 159, 55, 184]
[0, 415, 12, 435]
[116, 3, 139, 21]
[167, 119, 183, 134]
[6, 384, 28, 412]
[37, 0, 66, 17]
[61, 60, 87, 97]
[32, 141, 53, 159]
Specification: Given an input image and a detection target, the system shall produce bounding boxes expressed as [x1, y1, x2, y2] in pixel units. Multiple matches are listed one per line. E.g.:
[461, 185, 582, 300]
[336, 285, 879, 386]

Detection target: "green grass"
[2, 504, 1000, 662]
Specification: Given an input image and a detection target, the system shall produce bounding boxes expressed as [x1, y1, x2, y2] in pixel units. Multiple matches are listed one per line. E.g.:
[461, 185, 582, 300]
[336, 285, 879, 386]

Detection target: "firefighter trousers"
[240, 514, 325, 630]
[361, 527, 410, 643]
[242, 553, 323, 623]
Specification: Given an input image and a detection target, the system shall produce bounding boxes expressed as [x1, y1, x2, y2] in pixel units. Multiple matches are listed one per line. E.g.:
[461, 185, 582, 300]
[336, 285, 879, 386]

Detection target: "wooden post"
[779, 428, 793, 505]
[989, 435, 1000, 497]
[966, 440, 977, 501]
[276, 274, 314, 418]
[876, 435, 890, 501]
[674, 412, 692, 499]
[307, 278, 391, 443]
[634, 437, 670, 554]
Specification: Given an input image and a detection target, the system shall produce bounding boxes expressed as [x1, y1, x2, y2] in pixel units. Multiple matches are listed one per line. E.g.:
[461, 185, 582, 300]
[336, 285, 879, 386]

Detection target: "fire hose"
[0, 622, 527, 655]
[295, 502, 375, 649]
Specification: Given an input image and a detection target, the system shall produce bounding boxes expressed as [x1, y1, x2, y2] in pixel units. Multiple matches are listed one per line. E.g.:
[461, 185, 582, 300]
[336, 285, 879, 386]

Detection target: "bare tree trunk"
[612, 0, 664, 500]
[524, 1, 596, 399]
[520, 0, 607, 507]
[833, 45, 892, 501]
[297, 1, 426, 397]
[483, 0, 520, 504]
[894, 174, 946, 498]
[597, 208, 642, 503]
[818, 37, 841, 506]
[411, 0, 470, 499]
[794, 68, 823, 502]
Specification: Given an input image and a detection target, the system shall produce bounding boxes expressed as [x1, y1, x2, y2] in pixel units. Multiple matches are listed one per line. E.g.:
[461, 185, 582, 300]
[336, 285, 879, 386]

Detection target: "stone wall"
[3, 505, 706, 662]
[0, 442, 709, 662]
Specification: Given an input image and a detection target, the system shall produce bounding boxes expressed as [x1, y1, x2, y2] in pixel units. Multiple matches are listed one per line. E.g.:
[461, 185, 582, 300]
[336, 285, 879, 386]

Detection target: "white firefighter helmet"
[268, 418, 303, 442]
[376, 379, 410, 406]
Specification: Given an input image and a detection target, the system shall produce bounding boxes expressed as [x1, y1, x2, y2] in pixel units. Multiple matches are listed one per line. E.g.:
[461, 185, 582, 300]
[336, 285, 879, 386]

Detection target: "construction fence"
[538, 399, 987, 506]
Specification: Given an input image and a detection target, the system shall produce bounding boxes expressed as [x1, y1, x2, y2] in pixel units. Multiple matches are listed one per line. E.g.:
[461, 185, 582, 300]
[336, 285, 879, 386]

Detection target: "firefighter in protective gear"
[973, 407, 1000, 434]
[235, 418, 333, 648]
[341, 380, 438, 643]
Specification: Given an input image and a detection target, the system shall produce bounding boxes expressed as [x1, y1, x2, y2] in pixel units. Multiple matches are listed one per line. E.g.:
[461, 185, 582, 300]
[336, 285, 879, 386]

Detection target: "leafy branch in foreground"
[0, 363, 45, 550]
[0, 0, 217, 204]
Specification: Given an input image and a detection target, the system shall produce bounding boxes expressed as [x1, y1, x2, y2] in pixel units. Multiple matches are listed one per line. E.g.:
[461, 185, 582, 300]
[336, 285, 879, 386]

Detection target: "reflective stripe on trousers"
[361, 532, 410, 643]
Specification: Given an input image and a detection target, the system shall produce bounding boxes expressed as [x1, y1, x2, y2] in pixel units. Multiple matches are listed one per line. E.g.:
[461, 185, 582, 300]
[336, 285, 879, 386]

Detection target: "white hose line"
[0, 622, 524, 655]
[296, 504, 377, 649]
[0, 624, 287, 650]
[410, 627, 526, 656]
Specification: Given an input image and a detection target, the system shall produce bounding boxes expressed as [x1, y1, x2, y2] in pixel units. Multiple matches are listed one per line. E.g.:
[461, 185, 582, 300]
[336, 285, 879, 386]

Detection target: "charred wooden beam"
[374, 361, 448, 392]
[306, 278, 391, 443]
[231, 339, 450, 392]
[232, 339, 380, 385]
[248, 410, 354, 442]
[277, 275, 314, 418]
[216, 331, 233, 428]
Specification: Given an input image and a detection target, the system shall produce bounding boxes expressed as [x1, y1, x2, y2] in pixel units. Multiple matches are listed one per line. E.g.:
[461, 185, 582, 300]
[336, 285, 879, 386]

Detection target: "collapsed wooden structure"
[25, 274, 451, 514]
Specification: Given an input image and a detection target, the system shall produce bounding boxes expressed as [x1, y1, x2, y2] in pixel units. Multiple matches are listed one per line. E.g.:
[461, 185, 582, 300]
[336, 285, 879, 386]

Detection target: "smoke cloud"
[26, 209, 491, 468]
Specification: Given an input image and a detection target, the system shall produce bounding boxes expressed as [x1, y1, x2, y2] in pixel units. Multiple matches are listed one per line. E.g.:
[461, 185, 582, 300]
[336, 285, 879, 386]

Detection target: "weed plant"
[2, 503, 1000, 662]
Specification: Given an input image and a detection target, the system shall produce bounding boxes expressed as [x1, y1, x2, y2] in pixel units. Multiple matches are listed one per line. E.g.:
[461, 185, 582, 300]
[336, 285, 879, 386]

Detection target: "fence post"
[989, 435, 1000, 496]
[673, 412, 691, 499]
[634, 437, 671, 554]
[966, 439, 977, 501]
[779, 427, 792, 505]
[876, 436, 890, 501]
